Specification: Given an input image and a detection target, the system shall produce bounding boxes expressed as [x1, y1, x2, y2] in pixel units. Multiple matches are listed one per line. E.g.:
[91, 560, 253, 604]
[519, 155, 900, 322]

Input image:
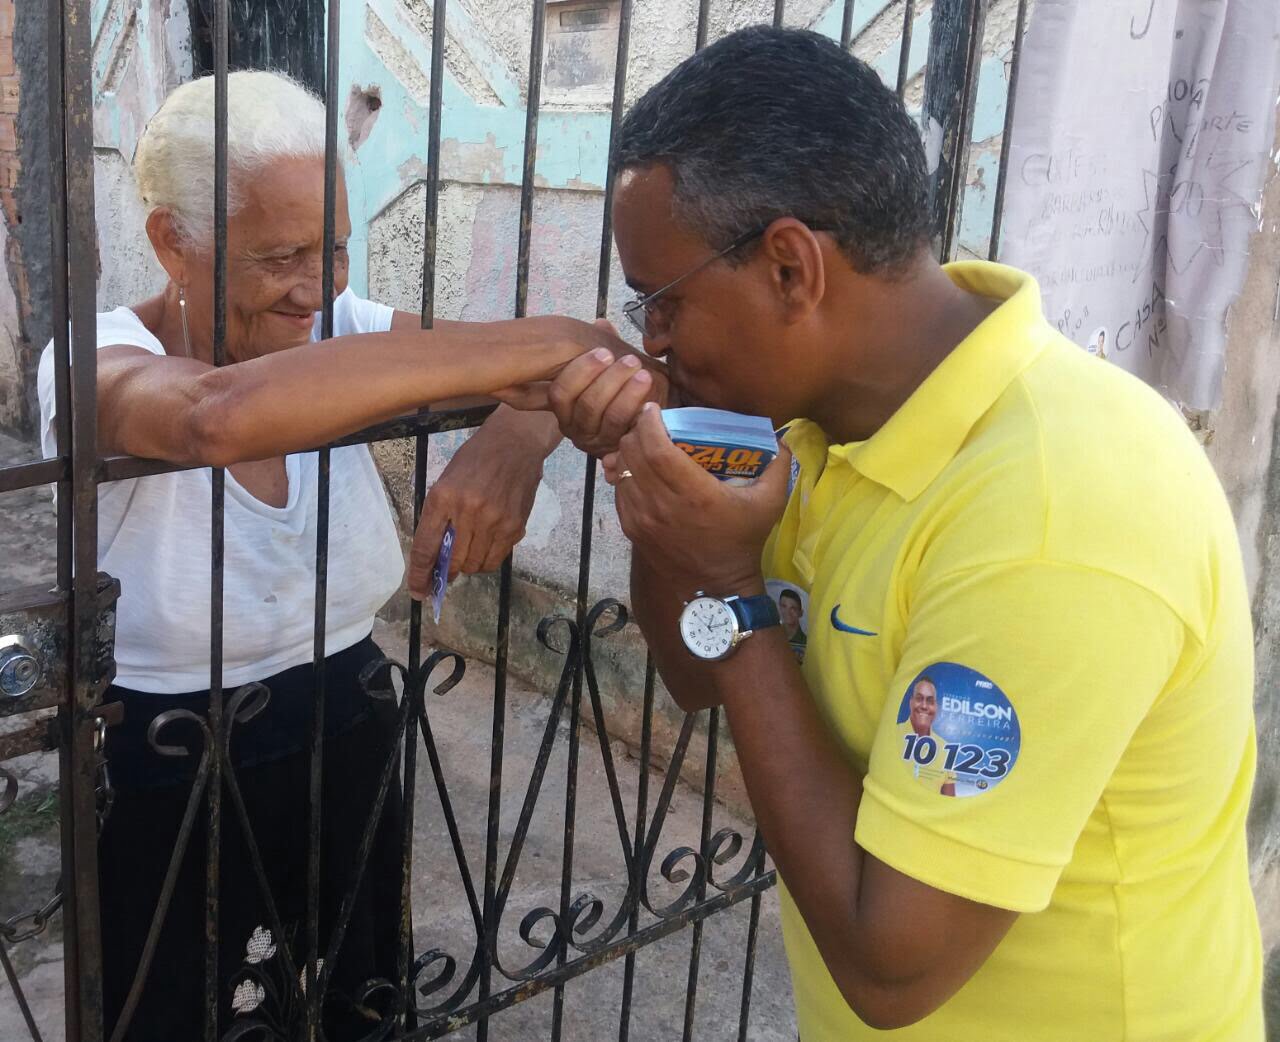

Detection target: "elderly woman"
[35, 71, 647, 1039]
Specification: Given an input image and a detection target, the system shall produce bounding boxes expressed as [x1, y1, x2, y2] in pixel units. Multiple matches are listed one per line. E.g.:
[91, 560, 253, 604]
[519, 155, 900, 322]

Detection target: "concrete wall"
[1216, 129, 1280, 1018]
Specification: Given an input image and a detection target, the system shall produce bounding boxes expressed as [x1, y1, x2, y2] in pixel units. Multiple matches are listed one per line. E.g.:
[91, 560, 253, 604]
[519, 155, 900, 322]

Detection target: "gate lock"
[0, 635, 40, 698]
[0, 574, 120, 716]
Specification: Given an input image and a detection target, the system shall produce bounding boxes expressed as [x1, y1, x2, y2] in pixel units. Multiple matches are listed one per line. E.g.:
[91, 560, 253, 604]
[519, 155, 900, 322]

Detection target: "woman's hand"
[407, 406, 560, 598]
[513, 320, 672, 457]
[492, 318, 665, 417]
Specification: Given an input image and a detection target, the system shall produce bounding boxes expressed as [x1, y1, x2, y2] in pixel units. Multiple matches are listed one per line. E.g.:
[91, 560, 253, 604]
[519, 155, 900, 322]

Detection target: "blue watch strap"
[728, 594, 781, 633]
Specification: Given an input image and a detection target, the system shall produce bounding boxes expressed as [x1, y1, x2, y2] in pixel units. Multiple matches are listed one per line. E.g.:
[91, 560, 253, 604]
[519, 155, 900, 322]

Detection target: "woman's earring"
[178, 284, 193, 358]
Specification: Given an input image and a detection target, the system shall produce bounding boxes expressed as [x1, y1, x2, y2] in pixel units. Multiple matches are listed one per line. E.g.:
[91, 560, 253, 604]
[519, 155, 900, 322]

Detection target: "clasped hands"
[539, 324, 791, 596]
[409, 318, 789, 601]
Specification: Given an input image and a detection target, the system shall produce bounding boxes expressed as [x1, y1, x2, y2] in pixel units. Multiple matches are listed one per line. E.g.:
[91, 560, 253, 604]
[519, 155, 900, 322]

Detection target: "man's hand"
[407, 406, 559, 598]
[543, 320, 672, 457]
[606, 402, 789, 594]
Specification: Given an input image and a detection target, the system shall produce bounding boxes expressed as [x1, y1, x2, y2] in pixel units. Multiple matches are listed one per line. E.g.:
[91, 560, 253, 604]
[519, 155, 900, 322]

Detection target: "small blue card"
[431, 524, 456, 624]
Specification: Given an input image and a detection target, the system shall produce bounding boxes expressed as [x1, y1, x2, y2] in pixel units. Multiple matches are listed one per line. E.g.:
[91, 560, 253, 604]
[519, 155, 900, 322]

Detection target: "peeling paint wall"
[0, 0, 1019, 434]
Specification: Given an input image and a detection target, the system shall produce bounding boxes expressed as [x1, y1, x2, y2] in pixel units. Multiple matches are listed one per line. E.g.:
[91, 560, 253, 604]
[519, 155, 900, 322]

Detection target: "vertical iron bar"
[479, 0, 547, 1031]
[923, 0, 988, 260]
[695, 0, 710, 51]
[987, 0, 1029, 261]
[551, 0, 635, 1029]
[616, 657, 655, 1042]
[403, 0, 449, 1021]
[772, 0, 784, 28]
[400, 455, 426, 1035]
[478, 560, 512, 1042]
[306, 0, 342, 1032]
[735, 888, 764, 1042]
[674, 17, 719, 1040]
[591, 5, 639, 1035]
[514, 0, 546, 325]
[62, 0, 104, 1030]
[550, 651, 582, 1041]
[46, 0, 76, 1028]
[48, 0, 71, 597]
[594, 0, 633, 321]
[0, 938, 45, 1042]
[205, 0, 229, 1036]
[420, 0, 448, 334]
[680, 708, 720, 1042]
[511, 3, 562, 1037]
[839, 0, 856, 50]
[896, 0, 916, 98]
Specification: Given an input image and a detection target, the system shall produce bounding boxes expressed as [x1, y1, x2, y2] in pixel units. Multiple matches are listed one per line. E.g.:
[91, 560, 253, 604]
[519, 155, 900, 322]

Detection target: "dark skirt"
[98, 636, 405, 1042]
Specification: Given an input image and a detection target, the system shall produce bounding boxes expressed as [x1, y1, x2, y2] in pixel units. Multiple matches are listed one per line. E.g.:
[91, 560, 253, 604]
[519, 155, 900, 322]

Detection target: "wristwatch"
[679, 592, 781, 661]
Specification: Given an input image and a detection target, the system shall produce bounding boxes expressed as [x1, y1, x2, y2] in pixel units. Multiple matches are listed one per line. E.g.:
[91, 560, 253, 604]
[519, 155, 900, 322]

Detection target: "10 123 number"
[901, 734, 1011, 779]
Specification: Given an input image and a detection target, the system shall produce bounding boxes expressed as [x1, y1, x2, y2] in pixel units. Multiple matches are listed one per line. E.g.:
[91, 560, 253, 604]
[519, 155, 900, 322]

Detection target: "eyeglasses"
[621, 226, 765, 339]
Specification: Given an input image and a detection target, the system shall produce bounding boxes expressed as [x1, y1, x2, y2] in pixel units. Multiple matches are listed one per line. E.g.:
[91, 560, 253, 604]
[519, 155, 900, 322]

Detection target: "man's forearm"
[710, 631, 868, 976]
[630, 548, 866, 955]
[630, 547, 735, 710]
[631, 550, 935, 1017]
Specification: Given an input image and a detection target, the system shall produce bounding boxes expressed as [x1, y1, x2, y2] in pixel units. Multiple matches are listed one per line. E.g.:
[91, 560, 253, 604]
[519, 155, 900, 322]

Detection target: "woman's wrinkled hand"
[537, 320, 673, 456]
[407, 408, 558, 599]
[492, 318, 665, 418]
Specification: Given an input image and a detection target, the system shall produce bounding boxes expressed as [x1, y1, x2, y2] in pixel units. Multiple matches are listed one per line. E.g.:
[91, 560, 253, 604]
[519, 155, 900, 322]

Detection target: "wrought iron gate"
[0, 0, 1025, 1037]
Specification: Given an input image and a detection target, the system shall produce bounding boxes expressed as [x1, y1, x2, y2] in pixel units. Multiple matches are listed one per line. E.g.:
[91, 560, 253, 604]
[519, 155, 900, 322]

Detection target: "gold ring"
[619, 469, 635, 480]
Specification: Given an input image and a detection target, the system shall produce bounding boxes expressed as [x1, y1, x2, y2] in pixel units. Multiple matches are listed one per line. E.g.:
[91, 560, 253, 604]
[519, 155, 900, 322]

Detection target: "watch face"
[680, 597, 737, 660]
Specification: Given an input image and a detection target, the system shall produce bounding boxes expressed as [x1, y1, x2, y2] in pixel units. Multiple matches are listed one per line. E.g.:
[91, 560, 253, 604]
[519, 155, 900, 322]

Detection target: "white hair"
[133, 70, 330, 246]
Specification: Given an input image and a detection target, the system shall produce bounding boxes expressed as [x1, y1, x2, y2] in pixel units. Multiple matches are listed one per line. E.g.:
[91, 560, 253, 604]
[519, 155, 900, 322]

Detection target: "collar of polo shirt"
[783, 262, 1054, 503]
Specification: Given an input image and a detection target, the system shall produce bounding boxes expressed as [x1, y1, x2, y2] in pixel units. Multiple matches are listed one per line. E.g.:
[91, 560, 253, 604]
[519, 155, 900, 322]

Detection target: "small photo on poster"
[1085, 325, 1109, 360]
[765, 579, 810, 665]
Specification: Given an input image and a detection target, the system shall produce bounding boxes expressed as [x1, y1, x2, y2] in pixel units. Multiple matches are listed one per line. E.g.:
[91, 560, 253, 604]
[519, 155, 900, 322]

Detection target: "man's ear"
[145, 208, 188, 285]
[759, 218, 827, 321]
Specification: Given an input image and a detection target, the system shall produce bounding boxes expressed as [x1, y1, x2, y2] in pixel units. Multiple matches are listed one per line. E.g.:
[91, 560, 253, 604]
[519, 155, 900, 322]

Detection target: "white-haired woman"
[36, 71, 651, 1040]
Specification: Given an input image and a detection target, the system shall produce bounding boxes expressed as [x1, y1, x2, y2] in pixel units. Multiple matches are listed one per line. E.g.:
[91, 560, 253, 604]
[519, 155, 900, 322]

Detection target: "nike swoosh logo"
[830, 605, 877, 636]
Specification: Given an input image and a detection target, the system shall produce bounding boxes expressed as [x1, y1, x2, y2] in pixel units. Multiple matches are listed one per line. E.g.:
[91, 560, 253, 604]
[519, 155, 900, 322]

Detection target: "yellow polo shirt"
[762, 261, 1261, 1041]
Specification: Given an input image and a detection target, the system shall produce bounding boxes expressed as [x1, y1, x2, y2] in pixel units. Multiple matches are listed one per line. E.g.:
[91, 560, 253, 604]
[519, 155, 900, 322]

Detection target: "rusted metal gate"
[0, 0, 1025, 1037]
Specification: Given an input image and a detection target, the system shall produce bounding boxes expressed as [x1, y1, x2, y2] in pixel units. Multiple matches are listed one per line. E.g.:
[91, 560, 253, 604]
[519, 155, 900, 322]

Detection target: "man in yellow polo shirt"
[540, 26, 1262, 1041]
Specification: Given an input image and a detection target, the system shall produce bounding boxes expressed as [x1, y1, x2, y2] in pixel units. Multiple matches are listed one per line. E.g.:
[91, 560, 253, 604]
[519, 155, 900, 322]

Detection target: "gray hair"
[133, 70, 330, 246]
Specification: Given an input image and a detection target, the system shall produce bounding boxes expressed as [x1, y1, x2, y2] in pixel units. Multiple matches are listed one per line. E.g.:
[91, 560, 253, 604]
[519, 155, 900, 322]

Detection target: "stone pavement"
[0, 428, 58, 595]
[0, 430, 797, 1041]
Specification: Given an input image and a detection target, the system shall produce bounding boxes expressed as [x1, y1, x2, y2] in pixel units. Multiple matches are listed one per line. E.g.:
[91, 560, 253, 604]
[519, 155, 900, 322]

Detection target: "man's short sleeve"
[855, 559, 1187, 913]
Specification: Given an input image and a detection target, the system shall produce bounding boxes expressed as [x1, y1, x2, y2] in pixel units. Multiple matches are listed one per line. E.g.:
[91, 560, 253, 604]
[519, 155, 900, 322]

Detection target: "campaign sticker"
[430, 524, 456, 625]
[895, 663, 1020, 798]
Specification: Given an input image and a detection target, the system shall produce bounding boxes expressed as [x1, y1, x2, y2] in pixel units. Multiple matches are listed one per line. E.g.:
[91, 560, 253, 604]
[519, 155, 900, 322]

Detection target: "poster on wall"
[998, 0, 1280, 410]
